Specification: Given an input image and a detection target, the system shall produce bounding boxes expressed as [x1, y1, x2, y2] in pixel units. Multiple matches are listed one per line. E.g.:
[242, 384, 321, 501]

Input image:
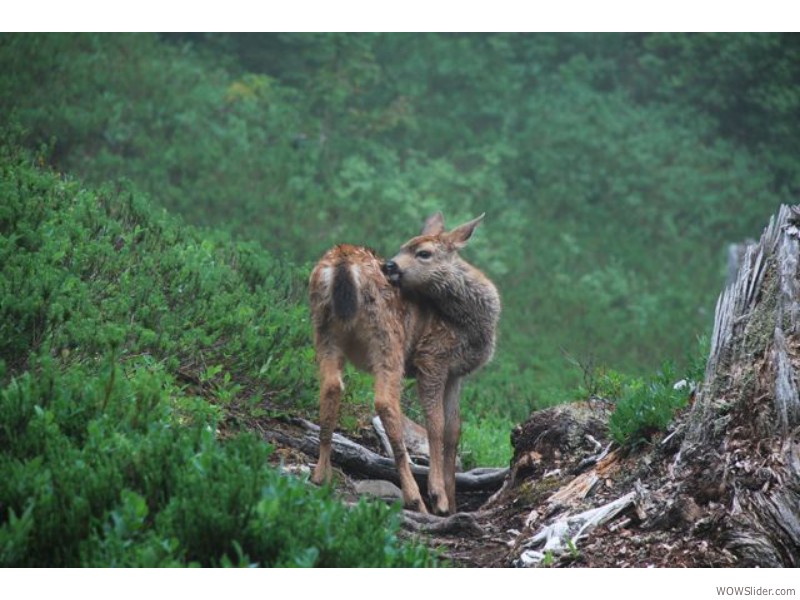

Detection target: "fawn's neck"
[425, 261, 500, 344]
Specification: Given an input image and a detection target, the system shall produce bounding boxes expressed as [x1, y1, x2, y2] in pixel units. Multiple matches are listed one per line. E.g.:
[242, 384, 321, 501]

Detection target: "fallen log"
[372, 415, 431, 465]
[342, 500, 483, 536]
[264, 418, 509, 492]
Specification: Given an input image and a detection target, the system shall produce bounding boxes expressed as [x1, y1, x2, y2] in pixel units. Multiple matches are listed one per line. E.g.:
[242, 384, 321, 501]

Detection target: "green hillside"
[3, 33, 796, 407]
[0, 138, 437, 566]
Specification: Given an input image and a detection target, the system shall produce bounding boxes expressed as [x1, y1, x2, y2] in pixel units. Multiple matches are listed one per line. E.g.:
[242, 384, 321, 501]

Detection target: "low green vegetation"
[0, 131, 315, 405]
[597, 339, 706, 446]
[460, 414, 514, 471]
[605, 364, 692, 447]
[0, 141, 437, 567]
[0, 357, 436, 567]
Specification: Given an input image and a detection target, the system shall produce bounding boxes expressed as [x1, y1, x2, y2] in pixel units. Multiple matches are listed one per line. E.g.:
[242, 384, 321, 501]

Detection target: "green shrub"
[607, 363, 691, 447]
[0, 138, 316, 406]
[0, 358, 438, 567]
[0, 143, 438, 567]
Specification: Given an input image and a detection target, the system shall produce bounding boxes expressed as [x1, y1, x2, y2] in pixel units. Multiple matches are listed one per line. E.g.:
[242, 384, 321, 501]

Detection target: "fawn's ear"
[421, 212, 445, 236]
[445, 213, 485, 248]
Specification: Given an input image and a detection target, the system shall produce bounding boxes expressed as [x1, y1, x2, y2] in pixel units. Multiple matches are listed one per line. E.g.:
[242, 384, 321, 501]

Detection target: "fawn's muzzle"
[382, 260, 401, 285]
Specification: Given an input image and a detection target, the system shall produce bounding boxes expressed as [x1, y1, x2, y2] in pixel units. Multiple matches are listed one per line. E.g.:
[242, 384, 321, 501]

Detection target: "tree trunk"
[677, 204, 800, 567]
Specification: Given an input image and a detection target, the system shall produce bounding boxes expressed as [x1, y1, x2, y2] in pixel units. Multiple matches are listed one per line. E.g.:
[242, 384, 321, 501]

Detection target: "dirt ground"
[249, 399, 740, 568]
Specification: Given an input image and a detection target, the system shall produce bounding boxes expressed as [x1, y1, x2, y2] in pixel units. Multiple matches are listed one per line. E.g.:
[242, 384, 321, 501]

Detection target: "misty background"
[2, 31, 799, 448]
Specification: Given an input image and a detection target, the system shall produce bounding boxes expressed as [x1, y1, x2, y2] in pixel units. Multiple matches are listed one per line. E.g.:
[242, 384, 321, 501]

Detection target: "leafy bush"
[607, 363, 692, 447]
[0, 142, 437, 567]
[0, 358, 437, 567]
[0, 136, 316, 406]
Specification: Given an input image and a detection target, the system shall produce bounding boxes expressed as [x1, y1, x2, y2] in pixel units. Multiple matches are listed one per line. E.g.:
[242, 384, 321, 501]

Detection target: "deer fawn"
[309, 213, 500, 515]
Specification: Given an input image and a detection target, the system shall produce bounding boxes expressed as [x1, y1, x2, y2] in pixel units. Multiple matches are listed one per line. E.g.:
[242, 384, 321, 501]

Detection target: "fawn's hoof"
[405, 497, 429, 514]
[429, 491, 450, 516]
[310, 467, 332, 486]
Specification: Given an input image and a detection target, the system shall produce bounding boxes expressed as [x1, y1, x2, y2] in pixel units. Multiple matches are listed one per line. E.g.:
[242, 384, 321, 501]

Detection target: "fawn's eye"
[416, 250, 433, 260]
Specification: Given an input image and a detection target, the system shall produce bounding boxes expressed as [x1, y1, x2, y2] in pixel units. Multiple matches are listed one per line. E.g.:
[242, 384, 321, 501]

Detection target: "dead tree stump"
[678, 204, 800, 567]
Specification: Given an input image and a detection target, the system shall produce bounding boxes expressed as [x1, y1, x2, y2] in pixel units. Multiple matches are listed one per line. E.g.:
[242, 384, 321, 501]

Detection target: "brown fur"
[309, 214, 500, 515]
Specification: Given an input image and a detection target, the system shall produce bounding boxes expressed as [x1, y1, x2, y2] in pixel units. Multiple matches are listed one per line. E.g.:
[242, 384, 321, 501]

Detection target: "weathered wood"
[340, 500, 483, 535]
[726, 240, 755, 287]
[546, 449, 620, 508]
[264, 419, 509, 492]
[516, 490, 638, 566]
[401, 510, 484, 536]
[678, 204, 800, 567]
[372, 415, 431, 465]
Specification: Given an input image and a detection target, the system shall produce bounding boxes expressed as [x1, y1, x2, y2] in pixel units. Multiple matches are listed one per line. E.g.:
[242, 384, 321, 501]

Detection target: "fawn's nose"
[382, 260, 399, 276]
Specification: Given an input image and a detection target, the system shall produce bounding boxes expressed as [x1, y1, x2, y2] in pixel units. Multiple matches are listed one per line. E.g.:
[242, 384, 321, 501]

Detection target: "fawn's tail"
[332, 261, 358, 321]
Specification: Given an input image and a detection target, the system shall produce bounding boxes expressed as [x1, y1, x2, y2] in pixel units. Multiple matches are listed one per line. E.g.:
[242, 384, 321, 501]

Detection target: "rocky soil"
[248, 398, 740, 568]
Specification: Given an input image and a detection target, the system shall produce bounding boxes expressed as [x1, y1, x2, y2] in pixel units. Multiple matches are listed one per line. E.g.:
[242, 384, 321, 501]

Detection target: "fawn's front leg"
[443, 376, 463, 513]
[418, 372, 450, 515]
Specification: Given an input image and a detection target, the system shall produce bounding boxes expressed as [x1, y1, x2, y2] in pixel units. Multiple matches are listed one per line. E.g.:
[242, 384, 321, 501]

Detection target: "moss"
[517, 476, 564, 506]
[741, 261, 779, 360]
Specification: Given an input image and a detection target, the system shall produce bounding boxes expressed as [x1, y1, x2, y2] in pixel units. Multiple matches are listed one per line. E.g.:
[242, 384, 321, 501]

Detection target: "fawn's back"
[308, 244, 411, 374]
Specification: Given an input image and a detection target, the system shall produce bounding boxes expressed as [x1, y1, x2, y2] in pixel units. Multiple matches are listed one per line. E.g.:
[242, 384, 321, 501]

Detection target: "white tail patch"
[350, 264, 361, 289]
[319, 266, 333, 290]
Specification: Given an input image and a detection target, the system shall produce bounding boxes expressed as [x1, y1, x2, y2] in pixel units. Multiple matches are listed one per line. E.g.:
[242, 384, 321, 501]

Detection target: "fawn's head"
[382, 212, 485, 289]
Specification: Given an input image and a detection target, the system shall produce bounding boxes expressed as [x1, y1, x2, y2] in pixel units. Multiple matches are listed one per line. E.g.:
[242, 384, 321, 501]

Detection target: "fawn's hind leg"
[311, 353, 344, 485]
[374, 368, 427, 513]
